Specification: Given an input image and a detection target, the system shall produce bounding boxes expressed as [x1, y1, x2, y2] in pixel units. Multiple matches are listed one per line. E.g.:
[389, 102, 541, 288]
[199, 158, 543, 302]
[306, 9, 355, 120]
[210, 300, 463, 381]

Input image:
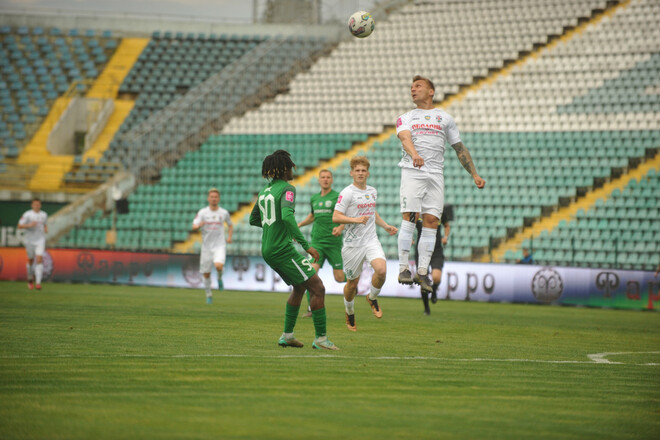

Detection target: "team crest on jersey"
[424, 115, 431, 120]
[285, 191, 294, 202]
[436, 115, 442, 123]
[325, 200, 332, 207]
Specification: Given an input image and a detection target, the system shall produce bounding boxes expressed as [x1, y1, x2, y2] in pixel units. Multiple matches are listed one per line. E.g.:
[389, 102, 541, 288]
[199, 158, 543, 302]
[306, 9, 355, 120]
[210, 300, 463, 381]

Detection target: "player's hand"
[332, 226, 342, 236]
[306, 247, 320, 263]
[385, 225, 398, 236]
[441, 236, 448, 245]
[354, 216, 369, 225]
[473, 175, 486, 188]
[412, 153, 424, 168]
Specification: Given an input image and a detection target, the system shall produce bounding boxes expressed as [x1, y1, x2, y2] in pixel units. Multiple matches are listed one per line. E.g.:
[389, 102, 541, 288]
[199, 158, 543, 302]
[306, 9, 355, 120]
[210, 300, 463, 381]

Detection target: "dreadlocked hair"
[262, 149, 296, 180]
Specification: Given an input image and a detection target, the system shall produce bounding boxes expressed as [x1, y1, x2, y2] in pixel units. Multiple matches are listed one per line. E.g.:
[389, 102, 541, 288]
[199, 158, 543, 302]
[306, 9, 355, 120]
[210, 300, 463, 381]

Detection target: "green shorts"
[312, 241, 343, 270]
[264, 245, 317, 286]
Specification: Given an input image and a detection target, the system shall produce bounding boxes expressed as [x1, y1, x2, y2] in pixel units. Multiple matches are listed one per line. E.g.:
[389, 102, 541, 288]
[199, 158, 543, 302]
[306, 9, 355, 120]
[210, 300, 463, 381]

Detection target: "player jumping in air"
[250, 150, 339, 350]
[333, 156, 398, 331]
[396, 75, 485, 292]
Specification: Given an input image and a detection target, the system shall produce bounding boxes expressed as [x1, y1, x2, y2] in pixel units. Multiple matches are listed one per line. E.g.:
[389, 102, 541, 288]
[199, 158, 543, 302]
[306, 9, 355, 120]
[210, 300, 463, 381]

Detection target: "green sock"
[311, 307, 327, 338]
[284, 303, 300, 333]
[305, 290, 311, 308]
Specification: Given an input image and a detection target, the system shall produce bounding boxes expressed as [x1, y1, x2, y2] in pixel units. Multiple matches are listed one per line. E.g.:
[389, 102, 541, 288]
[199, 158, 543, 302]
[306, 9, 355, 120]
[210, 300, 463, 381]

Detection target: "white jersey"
[18, 209, 47, 244]
[192, 206, 232, 250]
[335, 184, 379, 248]
[396, 107, 461, 174]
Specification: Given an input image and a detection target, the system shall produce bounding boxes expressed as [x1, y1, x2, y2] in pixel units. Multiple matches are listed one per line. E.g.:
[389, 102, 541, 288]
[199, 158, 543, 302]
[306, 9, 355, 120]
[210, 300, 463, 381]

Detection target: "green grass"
[1, 281, 659, 440]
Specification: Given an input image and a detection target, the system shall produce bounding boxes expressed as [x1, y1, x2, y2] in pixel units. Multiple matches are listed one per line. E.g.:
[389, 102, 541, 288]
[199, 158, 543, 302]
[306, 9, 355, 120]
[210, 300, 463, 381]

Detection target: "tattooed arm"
[451, 141, 486, 188]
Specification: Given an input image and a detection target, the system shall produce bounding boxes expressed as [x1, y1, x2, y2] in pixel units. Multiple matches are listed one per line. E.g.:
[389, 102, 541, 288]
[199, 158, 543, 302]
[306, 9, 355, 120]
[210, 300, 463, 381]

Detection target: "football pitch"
[0, 281, 658, 439]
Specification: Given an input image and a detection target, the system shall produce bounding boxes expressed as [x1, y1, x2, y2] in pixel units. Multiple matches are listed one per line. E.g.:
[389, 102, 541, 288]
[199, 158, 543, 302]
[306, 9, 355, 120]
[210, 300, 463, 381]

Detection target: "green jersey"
[249, 179, 310, 258]
[310, 190, 342, 247]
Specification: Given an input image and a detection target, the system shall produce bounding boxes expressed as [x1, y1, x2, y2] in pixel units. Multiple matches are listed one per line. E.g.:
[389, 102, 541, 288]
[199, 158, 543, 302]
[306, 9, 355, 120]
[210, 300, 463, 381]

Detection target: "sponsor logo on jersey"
[364, 194, 370, 199]
[338, 195, 343, 203]
[396, 117, 402, 128]
[285, 191, 294, 202]
[424, 115, 431, 120]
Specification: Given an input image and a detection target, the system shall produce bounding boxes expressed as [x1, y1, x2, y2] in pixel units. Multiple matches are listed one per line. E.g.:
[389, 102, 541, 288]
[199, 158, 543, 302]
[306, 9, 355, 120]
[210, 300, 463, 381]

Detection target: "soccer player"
[192, 188, 233, 304]
[396, 75, 485, 293]
[298, 169, 345, 317]
[17, 198, 48, 290]
[414, 208, 451, 314]
[249, 150, 338, 350]
[333, 156, 398, 331]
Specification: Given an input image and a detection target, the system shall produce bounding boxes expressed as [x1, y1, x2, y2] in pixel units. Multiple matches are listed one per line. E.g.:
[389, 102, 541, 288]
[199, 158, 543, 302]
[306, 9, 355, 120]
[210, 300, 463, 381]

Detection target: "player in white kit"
[396, 75, 485, 292]
[17, 198, 48, 290]
[333, 156, 398, 331]
[192, 188, 233, 304]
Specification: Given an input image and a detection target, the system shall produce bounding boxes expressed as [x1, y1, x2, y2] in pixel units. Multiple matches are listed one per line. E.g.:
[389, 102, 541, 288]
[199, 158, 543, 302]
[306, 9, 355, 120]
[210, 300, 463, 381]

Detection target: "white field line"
[587, 351, 660, 366]
[0, 352, 659, 366]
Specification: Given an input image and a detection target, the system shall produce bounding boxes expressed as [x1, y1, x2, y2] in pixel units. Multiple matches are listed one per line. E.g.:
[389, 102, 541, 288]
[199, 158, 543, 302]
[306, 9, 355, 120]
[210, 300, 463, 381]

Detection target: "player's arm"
[249, 202, 262, 228]
[191, 210, 204, 231]
[17, 218, 36, 229]
[225, 215, 233, 244]
[398, 130, 424, 168]
[450, 141, 485, 188]
[280, 187, 311, 251]
[298, 213, 314, 228]
[332, 224, 345, 236]
[442, 221, 450, 245]
[375, 212, 398, 236]
[332, 210, 368, 225]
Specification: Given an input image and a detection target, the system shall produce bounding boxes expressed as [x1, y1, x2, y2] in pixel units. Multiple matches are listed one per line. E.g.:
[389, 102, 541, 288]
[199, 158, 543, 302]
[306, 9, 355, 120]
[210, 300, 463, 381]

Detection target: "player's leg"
[33, 240, 45, 289]
[302, 274, 339, 350]
[342, 245, 364, 331]
[431, 268, 442, 304]
[25, 243, 35, 289]
[398, 169, 422, 284]
[413, 233, 430, 314]
[415, 176, 444, 293]
[302, 261, 321, 318]
[366, 256, 386, 318]
[343, 276, 359, 331]
[213, 246, 227, 291]
[325, 244, 346, 284]
[279, 283, 307, 348]
[199, 250, 213, 303]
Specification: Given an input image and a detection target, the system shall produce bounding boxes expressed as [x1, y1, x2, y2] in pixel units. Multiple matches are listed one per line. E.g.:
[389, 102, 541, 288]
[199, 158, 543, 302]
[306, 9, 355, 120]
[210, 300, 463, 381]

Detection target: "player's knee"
[333, 272, 345, 283]
[35, 256, 43, 264]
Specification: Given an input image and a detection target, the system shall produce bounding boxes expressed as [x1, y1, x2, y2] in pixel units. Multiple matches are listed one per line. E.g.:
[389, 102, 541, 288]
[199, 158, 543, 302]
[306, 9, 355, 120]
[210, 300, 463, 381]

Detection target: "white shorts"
[199, 246, 226, 273]
[400, 168, 445, 219]
[342, 241, 386, 281]
[25, 239, 46, 259]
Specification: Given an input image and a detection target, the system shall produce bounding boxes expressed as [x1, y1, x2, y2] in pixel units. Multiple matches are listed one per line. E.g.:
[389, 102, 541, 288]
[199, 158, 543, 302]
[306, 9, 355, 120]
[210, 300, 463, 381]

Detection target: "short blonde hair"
[350, 156, 370, 170]
[412, 75, 435, 91]
[208, 188, 220, 196]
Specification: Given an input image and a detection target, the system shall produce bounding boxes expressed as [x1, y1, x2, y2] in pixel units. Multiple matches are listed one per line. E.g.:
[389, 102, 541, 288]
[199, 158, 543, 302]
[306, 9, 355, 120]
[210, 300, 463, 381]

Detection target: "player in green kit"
[249, 150, 339, 351]
[298, 169, 345, 316]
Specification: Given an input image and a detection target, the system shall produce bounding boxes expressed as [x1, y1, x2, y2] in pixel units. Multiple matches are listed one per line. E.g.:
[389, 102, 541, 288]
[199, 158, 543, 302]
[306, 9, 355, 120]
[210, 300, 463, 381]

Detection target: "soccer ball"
[348, 11, 375, 38]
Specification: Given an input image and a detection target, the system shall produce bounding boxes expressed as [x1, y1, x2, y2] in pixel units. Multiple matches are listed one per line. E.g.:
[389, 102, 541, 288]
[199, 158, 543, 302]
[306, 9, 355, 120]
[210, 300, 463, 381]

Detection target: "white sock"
[418, 227, 437, 276]
[283, 332, 294, 339]
[26, 263, 34, 281]
[35, 263, 43, 284]
[344, 298, 355, 315]
[368, 285, 381, 300]
[398, 220, 415, 271]
[203, 277, 212, 296]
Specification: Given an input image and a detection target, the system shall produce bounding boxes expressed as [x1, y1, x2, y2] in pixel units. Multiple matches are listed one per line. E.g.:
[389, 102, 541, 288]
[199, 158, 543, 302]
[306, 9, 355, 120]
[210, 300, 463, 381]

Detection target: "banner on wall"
[1, 247, 658, 310]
